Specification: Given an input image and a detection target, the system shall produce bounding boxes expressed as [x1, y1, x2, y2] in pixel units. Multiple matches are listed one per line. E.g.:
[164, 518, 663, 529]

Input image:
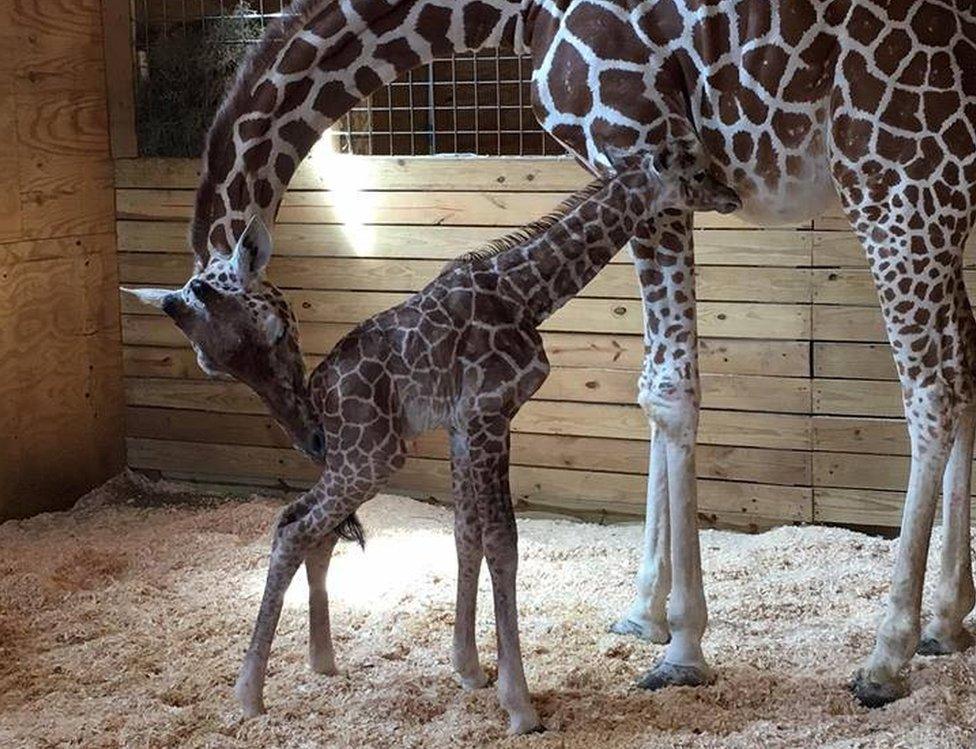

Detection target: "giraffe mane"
[191, 0, 329, 265]
[441, 178, 607, 275]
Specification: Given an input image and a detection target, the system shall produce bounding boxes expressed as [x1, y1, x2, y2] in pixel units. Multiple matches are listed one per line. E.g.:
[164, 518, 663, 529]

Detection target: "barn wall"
[0, 0, 125, 520]
[114, 155, 976, 530]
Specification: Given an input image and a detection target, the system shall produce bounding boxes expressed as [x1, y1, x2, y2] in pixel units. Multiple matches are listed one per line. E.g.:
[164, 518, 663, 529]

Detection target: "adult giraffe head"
[123, 217, 324, 462]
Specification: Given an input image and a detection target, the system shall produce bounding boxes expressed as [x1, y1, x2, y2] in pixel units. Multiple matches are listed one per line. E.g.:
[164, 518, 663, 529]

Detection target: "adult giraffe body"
[188, 0, 976, 705]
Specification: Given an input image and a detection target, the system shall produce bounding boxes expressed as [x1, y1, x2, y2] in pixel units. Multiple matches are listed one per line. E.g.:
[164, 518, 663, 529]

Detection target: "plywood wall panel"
[0, 0, 124, 521]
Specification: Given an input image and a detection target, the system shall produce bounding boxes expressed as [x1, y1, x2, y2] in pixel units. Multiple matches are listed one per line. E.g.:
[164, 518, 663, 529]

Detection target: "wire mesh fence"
[133, 0, 561, 157]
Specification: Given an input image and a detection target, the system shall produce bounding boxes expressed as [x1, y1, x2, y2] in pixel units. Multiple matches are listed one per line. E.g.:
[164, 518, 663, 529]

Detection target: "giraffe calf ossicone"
[124, 149, 738, 734]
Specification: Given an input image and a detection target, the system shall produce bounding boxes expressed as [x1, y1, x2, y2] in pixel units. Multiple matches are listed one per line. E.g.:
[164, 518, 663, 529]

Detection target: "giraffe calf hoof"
[636, 660, 714, 691]
[609, 617, 670, 644]
[234, 677, 267, 718]
[916, 628, 974, 656]
[309, 657, 341, 676]
[849, 670, 908, 708]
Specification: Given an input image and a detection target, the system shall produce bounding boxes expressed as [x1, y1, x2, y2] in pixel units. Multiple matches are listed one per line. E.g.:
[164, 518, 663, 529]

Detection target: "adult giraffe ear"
[231, 215, 273, 283]
[120, 286, 177, 310]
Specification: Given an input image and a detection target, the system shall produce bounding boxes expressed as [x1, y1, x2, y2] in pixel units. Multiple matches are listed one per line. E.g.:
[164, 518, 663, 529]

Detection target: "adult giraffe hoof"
[916, 628, 974, 656]
[609, 616, 670, 644]
[636, 659, 714, 691]
[507, 709, 545, 736]
[849, 670, 908, 708]
[458, 668, 491, 691]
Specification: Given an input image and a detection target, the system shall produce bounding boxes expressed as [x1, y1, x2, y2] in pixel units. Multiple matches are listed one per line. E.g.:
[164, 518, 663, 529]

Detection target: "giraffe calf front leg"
[485, 513, 542, 735]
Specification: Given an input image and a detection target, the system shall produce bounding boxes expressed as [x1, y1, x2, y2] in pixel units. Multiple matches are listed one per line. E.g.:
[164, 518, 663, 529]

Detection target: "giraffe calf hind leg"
[306, 534, 340, 675]
[451, 502, 490, 690]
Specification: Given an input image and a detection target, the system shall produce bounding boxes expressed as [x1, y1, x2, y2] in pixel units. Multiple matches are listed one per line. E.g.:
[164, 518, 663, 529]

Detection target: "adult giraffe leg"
[627, 214, 712, 689]
[917, 400, 976, 656]
[835, 176, 976, 707]
[610, 428, 671, 642]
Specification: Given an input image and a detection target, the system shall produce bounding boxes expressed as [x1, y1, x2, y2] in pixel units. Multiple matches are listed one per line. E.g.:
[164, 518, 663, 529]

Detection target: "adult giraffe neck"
[191, 0, 531, 268]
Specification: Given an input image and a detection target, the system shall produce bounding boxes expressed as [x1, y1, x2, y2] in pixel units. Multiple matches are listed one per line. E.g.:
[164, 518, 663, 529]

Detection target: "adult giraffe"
[178, 0, 976, 706]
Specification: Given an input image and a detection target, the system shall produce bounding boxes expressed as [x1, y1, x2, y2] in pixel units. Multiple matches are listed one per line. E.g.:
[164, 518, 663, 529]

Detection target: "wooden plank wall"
[0, 0, 125, 520]
[114, 155, 976, 530]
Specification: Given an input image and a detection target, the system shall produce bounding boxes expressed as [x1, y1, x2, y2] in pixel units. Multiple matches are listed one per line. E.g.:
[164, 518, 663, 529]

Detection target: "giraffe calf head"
[609, 148, 742, 215]
[123, 218, 324, 461]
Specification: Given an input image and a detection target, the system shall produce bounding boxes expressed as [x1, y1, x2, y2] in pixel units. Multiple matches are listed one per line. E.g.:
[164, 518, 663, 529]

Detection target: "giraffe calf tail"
[274, 501, 366, 549]
[334, 513, 366, 549]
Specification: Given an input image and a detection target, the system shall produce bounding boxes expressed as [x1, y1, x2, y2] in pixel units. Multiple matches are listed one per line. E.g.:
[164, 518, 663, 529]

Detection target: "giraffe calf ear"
[232, 216, 273, 282]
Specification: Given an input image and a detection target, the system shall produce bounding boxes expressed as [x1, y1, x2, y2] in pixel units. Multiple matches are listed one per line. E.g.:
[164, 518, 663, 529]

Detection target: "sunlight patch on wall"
[308, 140, 377, 256]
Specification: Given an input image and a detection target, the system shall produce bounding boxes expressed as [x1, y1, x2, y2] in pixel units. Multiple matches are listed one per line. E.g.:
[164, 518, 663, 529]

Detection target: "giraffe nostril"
[308, 429, 326, 459]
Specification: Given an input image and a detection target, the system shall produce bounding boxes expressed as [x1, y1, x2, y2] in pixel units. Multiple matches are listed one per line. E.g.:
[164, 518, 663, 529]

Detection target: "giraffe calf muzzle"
[690, 174, 741, 214]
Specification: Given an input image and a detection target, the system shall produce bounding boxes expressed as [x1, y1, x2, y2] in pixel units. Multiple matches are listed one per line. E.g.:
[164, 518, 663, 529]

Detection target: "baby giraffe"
[125, 148, 738, 734]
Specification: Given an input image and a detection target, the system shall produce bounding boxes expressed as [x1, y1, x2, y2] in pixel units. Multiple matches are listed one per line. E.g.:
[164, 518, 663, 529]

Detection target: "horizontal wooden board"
[123, 344, 810, 385]
[126, 438, 812, 526]
[115, 156, 591, 192]
[812, 230, 976, 267]
[122, 289, 812, 339]
[114, 160, 796, 231]
[814, 451, 976, 493]
[815, 415, 976, 457]
[119, 188, 767, 229]
[813, 343, 897, 380]
[123, 377, 810, 449]
[121, 323, 810, 376]
[813, 487, 905, 526]
[814, 487, 976, 526]
[813, 306, 885, 342]
[813, 416, 909, 456]
[126, 407, 810, 486]
[516, 400, 810, 450]
[119, 252, 812, 303]
[813, 379, 902, 418]
[814, 270, 976, 306]
[117, 220, 812, 267]
[122, 358, 808, 412]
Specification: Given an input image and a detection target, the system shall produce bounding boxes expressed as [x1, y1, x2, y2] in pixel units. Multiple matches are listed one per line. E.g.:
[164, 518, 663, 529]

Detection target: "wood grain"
[101, 0, 138, 158]
[0, 2, 123, 521]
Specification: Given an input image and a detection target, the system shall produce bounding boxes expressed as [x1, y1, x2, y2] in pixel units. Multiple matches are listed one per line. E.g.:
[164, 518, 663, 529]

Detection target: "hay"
[1, 475, 974, 748]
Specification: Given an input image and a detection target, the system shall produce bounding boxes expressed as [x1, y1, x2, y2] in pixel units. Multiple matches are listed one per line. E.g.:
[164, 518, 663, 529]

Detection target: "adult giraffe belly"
[530, 0, 841, 227]
[700, 112, 838, 227]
